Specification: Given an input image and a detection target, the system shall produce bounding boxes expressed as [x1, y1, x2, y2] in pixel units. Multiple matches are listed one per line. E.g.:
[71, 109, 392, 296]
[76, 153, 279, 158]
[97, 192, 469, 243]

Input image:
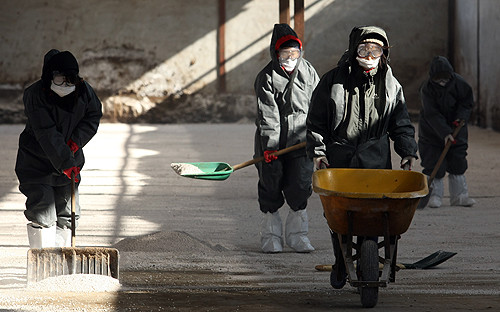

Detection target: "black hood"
[41, 50, 79, 87]
[429, 56, 454, 78]
[341, 25, 389, 66]
[269, 23, 302, 61]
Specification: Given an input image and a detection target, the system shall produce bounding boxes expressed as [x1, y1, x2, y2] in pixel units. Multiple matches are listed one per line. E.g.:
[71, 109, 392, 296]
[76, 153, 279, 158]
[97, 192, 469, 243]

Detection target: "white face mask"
[356, 56, 380, 70]
[433, 78, 450, 87]
[51, 81, 75, 97]
[280, 58, 298, 72]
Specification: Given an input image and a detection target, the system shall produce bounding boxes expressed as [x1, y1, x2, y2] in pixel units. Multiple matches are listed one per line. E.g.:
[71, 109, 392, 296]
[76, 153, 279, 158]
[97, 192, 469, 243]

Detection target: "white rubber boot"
[449, 174, 476, 206]
[27, 223, 56, 248]
[260, 211, 283, 253]
[55, 226, 72, 247]
[285, 208, 315, 253]
[428, 178, 444, 208]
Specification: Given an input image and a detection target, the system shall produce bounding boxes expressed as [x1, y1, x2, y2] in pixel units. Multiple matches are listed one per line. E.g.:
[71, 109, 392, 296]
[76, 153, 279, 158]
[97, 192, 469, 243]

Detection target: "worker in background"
[15, 49, 102, 248]
[418, 55, 476, 208]
[254, 24, 320, 253]
[306, 26, 418, 288]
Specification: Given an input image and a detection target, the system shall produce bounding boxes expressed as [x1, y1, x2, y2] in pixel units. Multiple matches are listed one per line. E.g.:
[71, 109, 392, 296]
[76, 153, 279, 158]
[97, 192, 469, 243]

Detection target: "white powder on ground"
[26, 274, 121, 292]
[171, 162, 204, 175]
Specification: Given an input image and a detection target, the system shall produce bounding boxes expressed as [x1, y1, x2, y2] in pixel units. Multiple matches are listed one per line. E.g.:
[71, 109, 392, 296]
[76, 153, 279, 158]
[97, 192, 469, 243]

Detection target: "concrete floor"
[0, 123, 499, 311]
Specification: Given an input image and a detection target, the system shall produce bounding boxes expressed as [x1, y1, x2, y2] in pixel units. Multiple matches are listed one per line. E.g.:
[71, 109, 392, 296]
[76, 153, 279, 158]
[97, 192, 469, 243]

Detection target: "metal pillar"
[217, 0, 226, 93]
[279, 0, 304, 41]
[279, 0, 290, 25]
[294, 0, 304, 41]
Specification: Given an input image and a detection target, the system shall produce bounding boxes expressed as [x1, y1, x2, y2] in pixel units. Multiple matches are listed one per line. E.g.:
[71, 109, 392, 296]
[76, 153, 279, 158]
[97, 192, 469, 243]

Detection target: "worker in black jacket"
[306, 26, 418, 289]
[15, 49, 102, 248]
[418, 56, 476, 208]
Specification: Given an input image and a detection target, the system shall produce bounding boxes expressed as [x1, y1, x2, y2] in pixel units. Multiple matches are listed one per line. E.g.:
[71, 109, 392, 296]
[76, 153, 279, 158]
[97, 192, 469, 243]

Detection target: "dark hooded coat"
[417, 56, 473, 176]
[15, 50, 102, 185]
[418, 56, 473, 146]
[306, 26, 417, 169]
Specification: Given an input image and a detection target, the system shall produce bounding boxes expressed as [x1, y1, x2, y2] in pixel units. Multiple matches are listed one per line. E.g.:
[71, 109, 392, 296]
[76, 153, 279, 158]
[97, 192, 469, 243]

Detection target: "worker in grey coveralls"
[306, 26, 418, 288]
[254, 24, 319, 253]
[15, 49, 102, 248]
[418, 56, 476, 208]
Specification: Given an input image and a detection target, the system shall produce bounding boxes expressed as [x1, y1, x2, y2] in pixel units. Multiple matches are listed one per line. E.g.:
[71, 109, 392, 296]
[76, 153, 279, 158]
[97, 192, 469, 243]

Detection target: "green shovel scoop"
[171, 142, 306, 181]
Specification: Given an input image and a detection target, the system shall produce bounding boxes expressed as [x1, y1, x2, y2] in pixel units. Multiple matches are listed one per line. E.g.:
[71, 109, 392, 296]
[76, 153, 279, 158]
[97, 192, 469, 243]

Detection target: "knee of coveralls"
[256, 159, 285, 213]
[282, 155, 313, 212]
[20, 183, 80, 229]
[445, 144, 468, 175]
[418, 142, 447, 179]
[54, 182, 81, 229]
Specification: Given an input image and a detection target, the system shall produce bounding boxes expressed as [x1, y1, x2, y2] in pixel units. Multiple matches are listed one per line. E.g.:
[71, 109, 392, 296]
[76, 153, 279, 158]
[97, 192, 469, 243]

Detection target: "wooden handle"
[71, 172, 76, 248]
[428, 120, 465, 184]
[231, 141, 307, 171]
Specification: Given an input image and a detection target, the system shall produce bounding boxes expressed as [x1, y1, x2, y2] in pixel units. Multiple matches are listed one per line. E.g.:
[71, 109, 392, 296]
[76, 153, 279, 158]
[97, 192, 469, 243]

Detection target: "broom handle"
[231, 142, 307, 171]
[71, 172, 76, 248]
[428, 120, 465, 185]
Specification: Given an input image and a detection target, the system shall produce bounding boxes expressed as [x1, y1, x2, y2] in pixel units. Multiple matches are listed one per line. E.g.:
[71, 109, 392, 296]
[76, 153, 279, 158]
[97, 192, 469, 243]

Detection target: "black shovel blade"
[402, 250, 457, 269]
[417, 185, 432, 209]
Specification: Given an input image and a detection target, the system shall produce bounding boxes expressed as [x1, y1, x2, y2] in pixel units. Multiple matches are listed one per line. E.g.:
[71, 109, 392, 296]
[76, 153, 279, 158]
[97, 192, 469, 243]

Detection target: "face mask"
[280, 58, 298, 72]
[433, 78, 450, 87]
[356, 56, 380, 70]
[51, 81, 75, 97]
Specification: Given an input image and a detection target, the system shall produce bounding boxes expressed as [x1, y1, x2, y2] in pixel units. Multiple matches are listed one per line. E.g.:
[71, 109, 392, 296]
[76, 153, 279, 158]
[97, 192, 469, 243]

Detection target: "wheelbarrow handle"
[231, 142, 307, 171]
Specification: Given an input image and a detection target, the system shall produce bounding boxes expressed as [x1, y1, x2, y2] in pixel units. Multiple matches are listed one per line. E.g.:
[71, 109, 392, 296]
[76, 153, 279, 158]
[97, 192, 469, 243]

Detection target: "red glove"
[444, 134, 456, 145]
[67, 139, 79, 153]
[63, 166, 81, 182]
[263, 150, 278, 163]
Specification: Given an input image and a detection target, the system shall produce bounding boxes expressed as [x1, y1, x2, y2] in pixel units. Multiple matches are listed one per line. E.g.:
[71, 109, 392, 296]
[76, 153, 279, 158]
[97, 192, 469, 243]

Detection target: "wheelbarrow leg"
[342, 211, 359, 285]
[379, 211, 397, 285]
[390, 236, 399, 282]
[329, 229, 347, 289]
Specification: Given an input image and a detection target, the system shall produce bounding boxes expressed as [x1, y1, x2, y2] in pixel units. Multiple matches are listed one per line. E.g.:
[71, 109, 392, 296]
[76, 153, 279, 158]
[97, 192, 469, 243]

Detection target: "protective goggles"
[278, 48, 301, 60]
[356, 43, 383, 58]
[52, 71, 77, 86]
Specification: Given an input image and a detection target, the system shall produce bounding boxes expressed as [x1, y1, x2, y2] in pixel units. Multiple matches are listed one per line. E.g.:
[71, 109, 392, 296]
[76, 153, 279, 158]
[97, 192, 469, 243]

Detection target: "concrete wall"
[0, 0, 452, 122]
[455, 0, 500, 131]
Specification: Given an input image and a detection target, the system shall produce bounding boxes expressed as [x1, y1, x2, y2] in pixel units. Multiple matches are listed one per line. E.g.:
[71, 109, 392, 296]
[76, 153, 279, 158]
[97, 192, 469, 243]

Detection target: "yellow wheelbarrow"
[313, 168, 428, 308]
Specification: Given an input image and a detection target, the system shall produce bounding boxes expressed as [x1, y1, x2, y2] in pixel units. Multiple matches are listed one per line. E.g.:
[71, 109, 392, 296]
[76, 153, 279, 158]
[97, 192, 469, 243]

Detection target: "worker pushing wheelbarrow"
[313, 168, 428, 308]
[305, 23, 427, 308]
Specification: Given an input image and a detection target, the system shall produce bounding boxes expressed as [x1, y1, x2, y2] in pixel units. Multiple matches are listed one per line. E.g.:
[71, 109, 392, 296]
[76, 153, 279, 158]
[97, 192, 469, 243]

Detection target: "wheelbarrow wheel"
[359, 239, 379, 308]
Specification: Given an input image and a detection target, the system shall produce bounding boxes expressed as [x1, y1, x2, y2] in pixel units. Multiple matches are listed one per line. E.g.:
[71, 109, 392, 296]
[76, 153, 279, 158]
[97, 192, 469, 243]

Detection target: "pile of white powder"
[171, 162, 204, 175]
[26, 274, 121, 292]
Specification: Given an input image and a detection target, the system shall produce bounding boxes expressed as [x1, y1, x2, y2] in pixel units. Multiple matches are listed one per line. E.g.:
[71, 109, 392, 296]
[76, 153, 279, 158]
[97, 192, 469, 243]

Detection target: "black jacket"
[306, 26, 417, 169]
[418, 56, 473, 146]
[15, 50, 102, 185]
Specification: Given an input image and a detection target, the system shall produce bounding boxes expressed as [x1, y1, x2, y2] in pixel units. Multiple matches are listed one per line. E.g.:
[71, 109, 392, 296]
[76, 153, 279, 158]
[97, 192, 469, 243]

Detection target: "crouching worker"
[254, 24, 320, 253]
[418, 56, 476, 208]
[15, 49, 102, 248]
[306, 26, 418, 288]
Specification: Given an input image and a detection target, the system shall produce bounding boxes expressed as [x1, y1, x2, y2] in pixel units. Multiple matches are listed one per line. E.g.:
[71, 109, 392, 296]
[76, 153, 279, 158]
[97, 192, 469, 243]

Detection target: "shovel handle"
[71, 172, 76, 248]
[428, 120, 465, 184]
[231, 142, 307, 171]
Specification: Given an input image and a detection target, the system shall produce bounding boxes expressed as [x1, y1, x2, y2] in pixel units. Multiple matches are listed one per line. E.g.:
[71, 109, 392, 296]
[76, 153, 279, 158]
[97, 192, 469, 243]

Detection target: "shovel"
[417, 120, 465, 209]
[27, 172, 119, 283]
[171, 141, 306, 180]
[315, 250, 457, 271]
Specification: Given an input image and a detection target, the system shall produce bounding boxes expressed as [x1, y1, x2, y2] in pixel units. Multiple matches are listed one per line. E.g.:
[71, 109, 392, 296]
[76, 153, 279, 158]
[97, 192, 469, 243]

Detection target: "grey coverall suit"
[254, 24, 319, 213]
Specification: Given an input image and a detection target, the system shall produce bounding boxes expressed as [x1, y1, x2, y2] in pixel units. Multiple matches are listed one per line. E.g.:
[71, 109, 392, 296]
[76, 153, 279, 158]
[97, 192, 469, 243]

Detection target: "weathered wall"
[0, 0, 450, 123]
[455, 0, 500, 131]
